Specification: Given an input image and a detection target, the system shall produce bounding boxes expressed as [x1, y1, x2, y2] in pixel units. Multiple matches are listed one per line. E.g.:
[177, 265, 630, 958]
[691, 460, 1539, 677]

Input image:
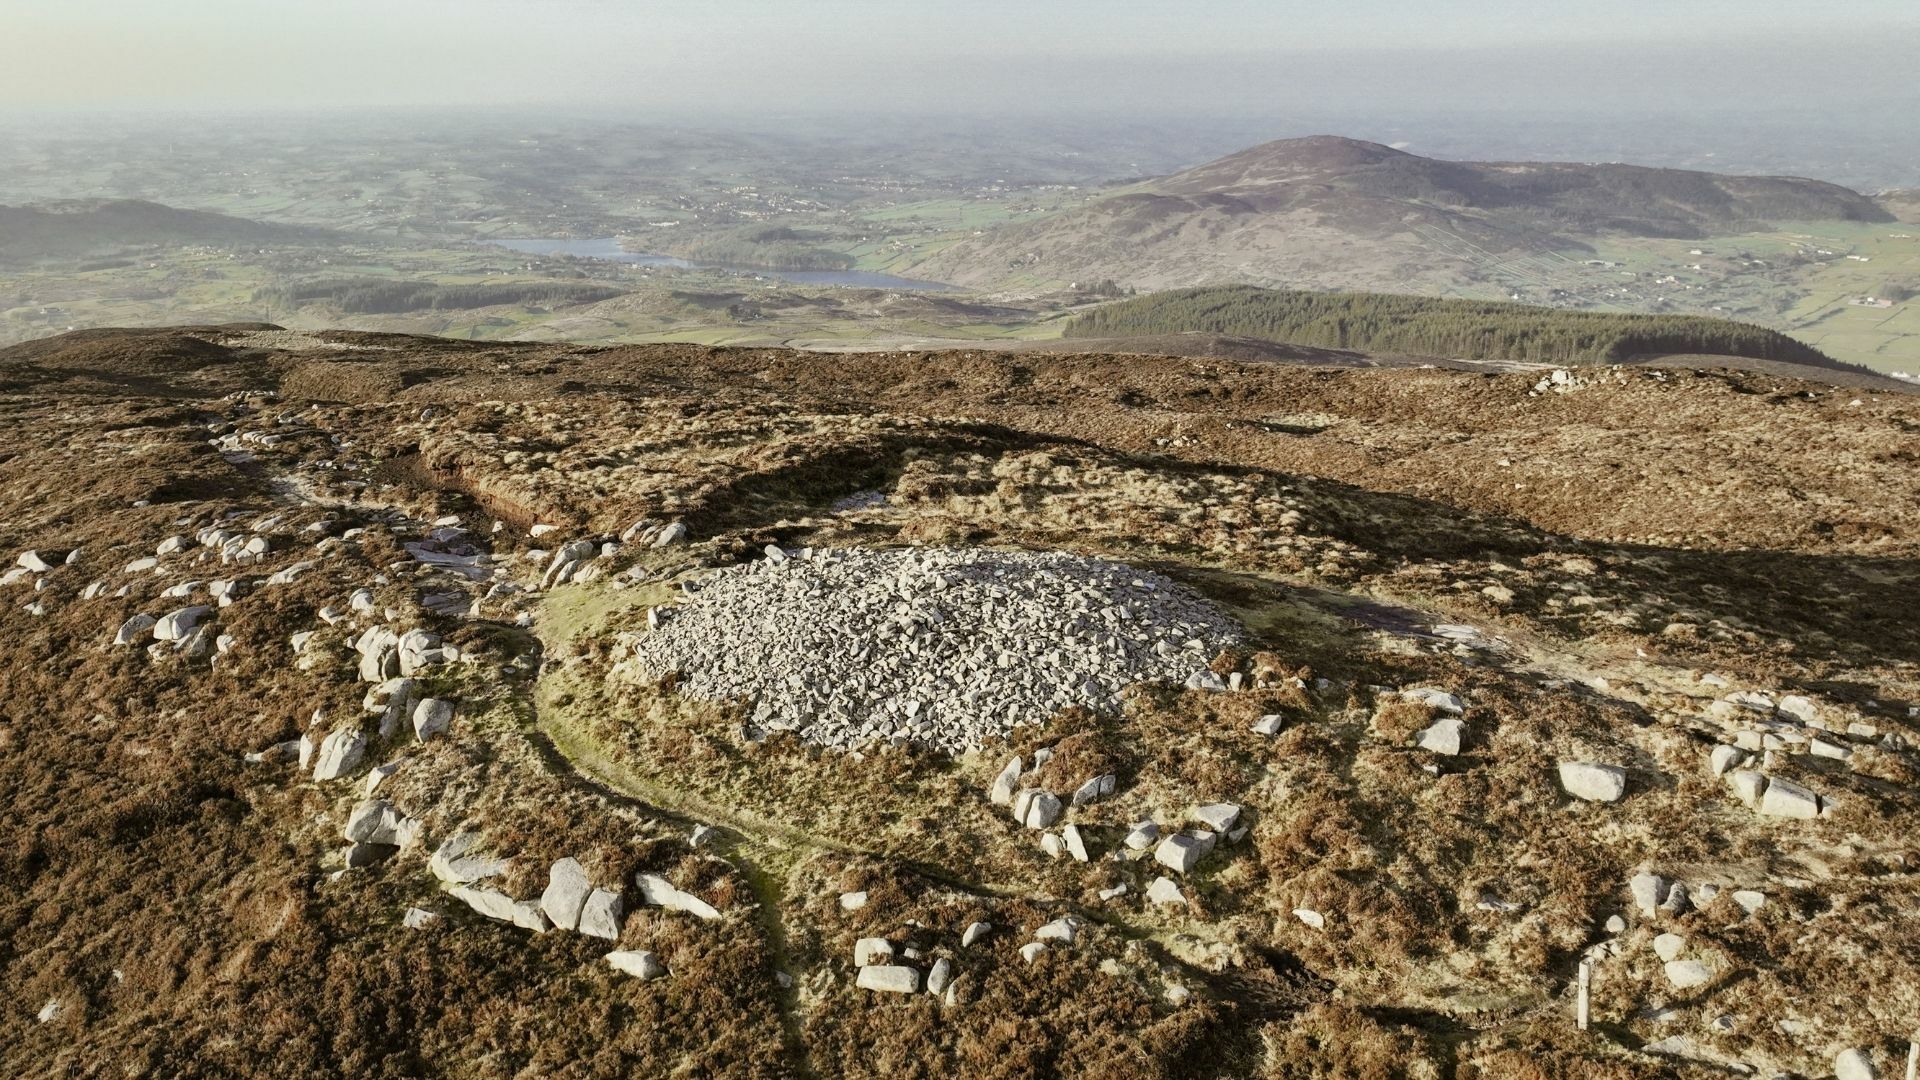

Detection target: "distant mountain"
[0, 199, 333, 265]
[909, 136, 1895, 292]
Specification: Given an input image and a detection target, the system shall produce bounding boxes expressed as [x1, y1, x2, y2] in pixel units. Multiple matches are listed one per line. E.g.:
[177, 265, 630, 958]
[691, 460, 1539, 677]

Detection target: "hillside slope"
[0, 199, 333, 266]
[910, 136, 1893, 293]
[3, 325, 1918, 1078]
[1063, 285, 1851, 368]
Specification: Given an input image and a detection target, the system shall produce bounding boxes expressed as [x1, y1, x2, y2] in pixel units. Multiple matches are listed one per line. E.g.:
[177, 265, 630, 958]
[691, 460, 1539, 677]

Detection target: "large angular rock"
[17, 550, 58, 573]
[1757, 777, 1820, 819]
[541, 857, 593, 932]
[652, 522, 688, 548]
[1727, 769, 1769, 808]
[154, 605, 212, 641]
[1194, 803, 1241, 833]
[1062, 824, 1090, 862]
[606, 950, 666, 980]
[1557, 761, 1627, 803]
[311, 728, 366, 781]
[635, 872, 721, 921]
[856, 965, 919, 994]
[412, 698, 455, 741]
[343, 799, 413, 846]
[578, 888, 625, 940]
[1020, 790, 1062, 829]
[1155, 833, 1210, 874]
[1708, 744, 1748, 777]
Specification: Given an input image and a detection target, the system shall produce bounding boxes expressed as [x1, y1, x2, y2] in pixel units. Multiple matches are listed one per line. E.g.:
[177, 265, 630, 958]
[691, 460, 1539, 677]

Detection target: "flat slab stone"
[430, 831, 506, 884]
[636, 872, 721, 921]
[856, 965, 920, 994]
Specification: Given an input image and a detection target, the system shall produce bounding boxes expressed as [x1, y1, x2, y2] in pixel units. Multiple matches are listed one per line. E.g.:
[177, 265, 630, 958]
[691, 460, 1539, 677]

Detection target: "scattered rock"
[606, 950, 667, 981]
[1124, 821, 1159, 851]
[1401, 687, 1464, 713]
[1019, 789, 1062, 829]
[1663, 959, 1713, 989]
[854, 937, 895, 966]
[839, 891, 869, 911]
[1293, 908, 1326, 930]
[1727, 769, 1769, 808]
[402, 907, 441, 930]
[578, 888, 625, 940]
[926, 957, 953, 995]
[1558, 761, 1627, 803]
[961, 921, 991, 948]
[1034, 918, 1078, 944]
[1630, 872, 1667, 918]
[1653, 932, 1687, 962]
[1070, 773, 1117, 806]
[1834, 1048, 1879, 1080]
[1155, 833, 1210, 874]
[1147, 877, 1185, 906]
[344, 799, 414, 847]
[452, 885, 549, 932]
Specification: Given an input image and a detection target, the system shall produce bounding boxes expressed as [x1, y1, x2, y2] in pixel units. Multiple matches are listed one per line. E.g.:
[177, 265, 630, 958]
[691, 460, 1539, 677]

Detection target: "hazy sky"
[7, 0, 1918, 114]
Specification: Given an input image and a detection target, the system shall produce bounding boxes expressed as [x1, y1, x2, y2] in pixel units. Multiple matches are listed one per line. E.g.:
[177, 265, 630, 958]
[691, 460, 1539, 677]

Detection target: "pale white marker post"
[1576, 957, 1593, 1031]
[1905, 1036, 1917, 1080]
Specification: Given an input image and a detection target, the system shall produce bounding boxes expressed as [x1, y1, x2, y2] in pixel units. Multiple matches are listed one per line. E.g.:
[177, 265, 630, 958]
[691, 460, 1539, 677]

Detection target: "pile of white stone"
[618, 547, 1246, 754]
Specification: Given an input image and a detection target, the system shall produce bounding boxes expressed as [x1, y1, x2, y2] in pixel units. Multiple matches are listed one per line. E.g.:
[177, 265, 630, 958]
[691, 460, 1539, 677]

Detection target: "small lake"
[490, 237, 955, 291]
